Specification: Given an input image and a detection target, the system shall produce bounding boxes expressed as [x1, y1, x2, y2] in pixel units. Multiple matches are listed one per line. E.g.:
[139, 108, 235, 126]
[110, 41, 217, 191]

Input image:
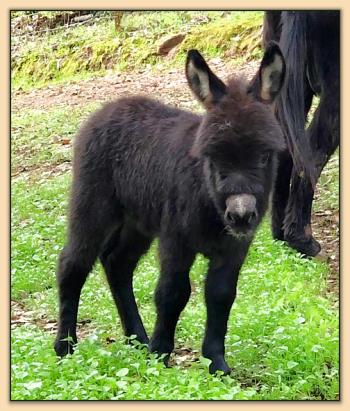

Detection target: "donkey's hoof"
[148, 339, 172, 366]
[271, 225, 285, 241]
[208, 358, 231, 376]
[54, 338, 76, 357]
[286, 235, 321, 257]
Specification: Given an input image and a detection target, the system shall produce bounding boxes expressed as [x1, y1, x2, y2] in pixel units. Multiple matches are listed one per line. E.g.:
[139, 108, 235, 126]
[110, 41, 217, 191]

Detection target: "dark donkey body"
[263, 11, 340, 257]
[54, 43, 286, 375]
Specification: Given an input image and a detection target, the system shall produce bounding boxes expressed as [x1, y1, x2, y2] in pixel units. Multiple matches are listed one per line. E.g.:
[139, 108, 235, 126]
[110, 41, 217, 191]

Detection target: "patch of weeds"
[12, 172, 338, 399]
[11, 174, 70, 299]
[12, 11, 263, 91]
[178, 11, 263, 62]
[11, 103, 100, 175]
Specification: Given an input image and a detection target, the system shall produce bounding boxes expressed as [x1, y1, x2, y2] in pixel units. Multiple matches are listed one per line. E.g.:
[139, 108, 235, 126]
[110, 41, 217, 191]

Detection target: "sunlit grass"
[11, 172, 338, 400]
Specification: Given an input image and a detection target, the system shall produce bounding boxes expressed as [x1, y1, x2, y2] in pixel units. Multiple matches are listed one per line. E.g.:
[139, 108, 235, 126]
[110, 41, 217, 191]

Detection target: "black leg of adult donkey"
[263, 11, 340, 257]
[54, 42, 286, 375]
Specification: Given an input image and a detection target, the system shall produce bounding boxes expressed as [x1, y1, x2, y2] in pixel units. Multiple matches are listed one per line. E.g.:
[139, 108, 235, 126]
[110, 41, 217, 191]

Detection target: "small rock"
[157, 34, 185, 56]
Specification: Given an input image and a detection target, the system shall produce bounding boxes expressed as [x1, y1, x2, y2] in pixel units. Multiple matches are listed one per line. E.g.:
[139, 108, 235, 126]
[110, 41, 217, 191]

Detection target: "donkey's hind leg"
[100, 225, 152, 345]
[272, 79, 314, 241]
[283, 94, 339, 256]
[271, 150, 293, 240]
[54, 189, 120, 357]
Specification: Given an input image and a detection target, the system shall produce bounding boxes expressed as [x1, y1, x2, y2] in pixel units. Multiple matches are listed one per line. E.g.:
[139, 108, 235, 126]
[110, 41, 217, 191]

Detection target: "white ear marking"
[261, 54, 283, 100]
[188, 60, 210, 100]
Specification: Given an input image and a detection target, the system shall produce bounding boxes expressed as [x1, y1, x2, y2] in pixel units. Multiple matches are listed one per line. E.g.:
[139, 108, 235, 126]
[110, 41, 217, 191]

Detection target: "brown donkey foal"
[54, 42, 286, 375]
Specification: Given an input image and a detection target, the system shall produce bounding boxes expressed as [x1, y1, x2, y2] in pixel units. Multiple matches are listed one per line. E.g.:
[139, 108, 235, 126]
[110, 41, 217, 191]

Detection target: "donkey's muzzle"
[224, 194, 257, 234]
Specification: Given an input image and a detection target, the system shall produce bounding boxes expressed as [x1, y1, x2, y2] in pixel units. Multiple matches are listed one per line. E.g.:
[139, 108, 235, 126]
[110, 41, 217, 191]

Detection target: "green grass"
[11, 11, 263, 91]
[11, 104, 100, 175]
[11, 172, 339, 400]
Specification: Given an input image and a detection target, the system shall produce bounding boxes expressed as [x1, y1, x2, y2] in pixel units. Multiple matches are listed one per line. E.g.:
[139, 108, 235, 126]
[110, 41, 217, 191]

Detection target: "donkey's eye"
[260, 152, 270, 166]
[218, 171, 228, 181]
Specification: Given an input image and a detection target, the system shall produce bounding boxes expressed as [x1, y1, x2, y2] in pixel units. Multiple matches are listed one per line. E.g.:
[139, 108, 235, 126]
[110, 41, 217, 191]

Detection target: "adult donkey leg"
[149, 237, 195, 364]
[99, 225, 152, 345]
[271, 80, 314, 241]
[271, 150, 293, 240]
[202, 250, 247, 375]
[283, 94, 339, 256]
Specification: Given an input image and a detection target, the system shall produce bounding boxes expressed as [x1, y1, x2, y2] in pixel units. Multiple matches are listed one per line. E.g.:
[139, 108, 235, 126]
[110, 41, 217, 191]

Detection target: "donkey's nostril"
[226, 209, 257, 225]
[226, 211, 236, 223]
[225, 194, 258, 227]
[246, 210, 258, 224]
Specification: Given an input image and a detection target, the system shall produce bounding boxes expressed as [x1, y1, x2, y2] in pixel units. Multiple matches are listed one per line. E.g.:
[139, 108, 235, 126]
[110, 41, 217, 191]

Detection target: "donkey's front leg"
[202, 258, 242, 375]
[149, 238, 195, 365]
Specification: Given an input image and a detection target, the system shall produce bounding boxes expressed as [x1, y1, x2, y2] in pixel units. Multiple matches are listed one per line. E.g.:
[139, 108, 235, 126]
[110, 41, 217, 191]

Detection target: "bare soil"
[11, 59, 259, 112]
[313, 210, 339, 297]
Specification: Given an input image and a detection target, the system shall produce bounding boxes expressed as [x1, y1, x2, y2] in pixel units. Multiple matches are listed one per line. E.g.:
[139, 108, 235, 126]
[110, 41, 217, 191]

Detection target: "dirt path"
[11, 59, 260, 112]
[312, 210, 339, 297]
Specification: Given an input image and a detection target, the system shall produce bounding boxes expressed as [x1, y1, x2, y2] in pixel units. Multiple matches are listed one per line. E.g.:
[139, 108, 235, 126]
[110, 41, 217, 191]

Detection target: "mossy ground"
[12, 11, 263, 91]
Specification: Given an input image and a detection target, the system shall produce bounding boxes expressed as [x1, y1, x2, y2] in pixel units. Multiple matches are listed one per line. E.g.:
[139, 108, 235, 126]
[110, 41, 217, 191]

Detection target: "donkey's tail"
[275, 12, 316, 186]
[262, 11, 282, 47]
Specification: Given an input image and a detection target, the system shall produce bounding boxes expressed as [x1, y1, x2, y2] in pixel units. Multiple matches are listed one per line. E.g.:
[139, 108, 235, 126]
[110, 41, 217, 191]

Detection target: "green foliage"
[11, 320, 337, 400]
[12, 172, 338, 399]
[12, 11, 263, 91]
[11, 174, 70, 299]
[11, 104, 99, 175]
[179, 11, 263, 61]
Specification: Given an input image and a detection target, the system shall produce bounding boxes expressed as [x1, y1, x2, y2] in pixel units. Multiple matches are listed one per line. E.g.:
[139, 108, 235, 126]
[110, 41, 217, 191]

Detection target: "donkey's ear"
[248, 41, 286, 103]
[186, 50, 227, 108]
